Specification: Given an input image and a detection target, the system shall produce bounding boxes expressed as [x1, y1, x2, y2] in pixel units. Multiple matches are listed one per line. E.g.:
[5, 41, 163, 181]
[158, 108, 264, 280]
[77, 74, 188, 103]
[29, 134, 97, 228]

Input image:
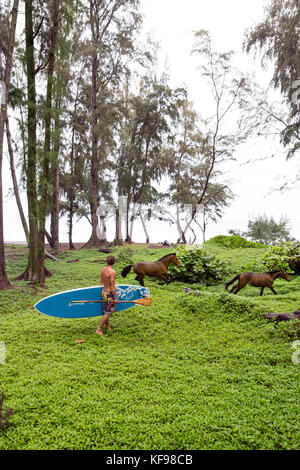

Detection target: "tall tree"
[245, 0, 300, 157]
[60, 79, 89, 250]
[83, 0, 143, 247]
[0, 0, 19, 289]
[17, 0, 60, 284]
[46, 2, 80, 252]
[167, 98, 205, 243]
[174, 30, 250, 242]
[38, 0, 60, 284]
[21, 0, 39, 282]
[117, 76, 184, 242]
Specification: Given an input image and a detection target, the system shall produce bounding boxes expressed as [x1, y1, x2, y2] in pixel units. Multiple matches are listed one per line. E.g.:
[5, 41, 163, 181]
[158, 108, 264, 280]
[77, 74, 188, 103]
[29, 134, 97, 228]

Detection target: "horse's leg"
[233, 278, 248, 295]
[133, 266, 145, 286]
[231, 283, 242, 294]
[134, 272, 145, 286]
[157, 273, 168, 285]
[269, 286, 277, 295]
[233, 283, 245, 295]
[260, 287, 264, 296]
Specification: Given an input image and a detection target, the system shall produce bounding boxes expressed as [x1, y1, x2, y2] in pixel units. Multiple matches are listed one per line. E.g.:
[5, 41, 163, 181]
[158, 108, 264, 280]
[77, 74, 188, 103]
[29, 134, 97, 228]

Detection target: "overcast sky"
[3, 0, 300, 243]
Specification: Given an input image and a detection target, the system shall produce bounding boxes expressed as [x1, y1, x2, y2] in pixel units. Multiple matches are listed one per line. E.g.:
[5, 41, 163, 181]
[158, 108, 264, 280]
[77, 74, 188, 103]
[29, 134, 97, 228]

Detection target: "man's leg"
[96, 313, 110, 336]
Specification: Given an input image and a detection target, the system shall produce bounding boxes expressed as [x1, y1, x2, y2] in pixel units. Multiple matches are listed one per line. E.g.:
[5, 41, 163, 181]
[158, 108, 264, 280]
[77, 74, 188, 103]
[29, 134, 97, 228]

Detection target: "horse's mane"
[157, 253, 176, 261]
[265, 269, 281, 274]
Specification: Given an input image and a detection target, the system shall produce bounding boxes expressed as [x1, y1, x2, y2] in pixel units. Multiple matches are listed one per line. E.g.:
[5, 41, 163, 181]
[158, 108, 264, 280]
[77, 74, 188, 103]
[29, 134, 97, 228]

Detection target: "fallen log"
[66, 259, 80, 263]
[263, 310, 300, 322]
[45, 251, 60, 262]
[87, 259, 106, 263]
[98, 248, 112, 253]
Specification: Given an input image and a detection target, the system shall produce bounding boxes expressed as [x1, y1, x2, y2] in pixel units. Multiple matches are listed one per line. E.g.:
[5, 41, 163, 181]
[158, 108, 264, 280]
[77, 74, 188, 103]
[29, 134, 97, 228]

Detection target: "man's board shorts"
[102, 290, 116, 316]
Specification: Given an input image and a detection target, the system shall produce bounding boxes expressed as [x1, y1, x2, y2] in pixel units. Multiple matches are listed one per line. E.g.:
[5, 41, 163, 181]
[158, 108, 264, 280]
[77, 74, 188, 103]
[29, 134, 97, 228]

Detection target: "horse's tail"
[225, 274, 240, 291]
[121, 265, 132, 278]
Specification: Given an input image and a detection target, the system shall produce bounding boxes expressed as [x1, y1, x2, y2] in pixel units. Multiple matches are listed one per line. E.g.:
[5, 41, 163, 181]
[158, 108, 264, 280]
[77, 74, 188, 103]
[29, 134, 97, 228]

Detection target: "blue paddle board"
[34, 285, 150, 318]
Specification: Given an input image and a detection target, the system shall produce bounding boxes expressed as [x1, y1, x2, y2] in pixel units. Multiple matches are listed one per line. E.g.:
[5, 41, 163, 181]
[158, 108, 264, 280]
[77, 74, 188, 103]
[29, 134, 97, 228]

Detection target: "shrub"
[206, 235, 265, 249]
[253, 241, 300, 274]
[169, 245, 229, 285]
[116, 248, 134, 267]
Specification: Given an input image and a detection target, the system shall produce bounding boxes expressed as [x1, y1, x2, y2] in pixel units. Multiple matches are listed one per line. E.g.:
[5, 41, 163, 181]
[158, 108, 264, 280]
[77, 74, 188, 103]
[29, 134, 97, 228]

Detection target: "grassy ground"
[0, 243, 299, 450]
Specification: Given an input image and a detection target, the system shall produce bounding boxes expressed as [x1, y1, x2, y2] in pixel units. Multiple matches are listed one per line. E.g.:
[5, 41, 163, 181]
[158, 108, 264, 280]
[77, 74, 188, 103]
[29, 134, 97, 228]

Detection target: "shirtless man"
[96, 255, 119, 336]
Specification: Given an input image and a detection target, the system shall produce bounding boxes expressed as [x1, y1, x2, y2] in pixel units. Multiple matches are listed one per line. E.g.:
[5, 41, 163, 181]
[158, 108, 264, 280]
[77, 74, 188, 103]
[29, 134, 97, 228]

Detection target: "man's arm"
[110, 271, 118, 302]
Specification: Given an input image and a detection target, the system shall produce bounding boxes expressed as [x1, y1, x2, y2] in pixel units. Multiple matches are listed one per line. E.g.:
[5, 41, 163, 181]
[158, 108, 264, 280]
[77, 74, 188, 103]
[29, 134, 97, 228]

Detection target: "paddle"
[70, 297, 151, 306]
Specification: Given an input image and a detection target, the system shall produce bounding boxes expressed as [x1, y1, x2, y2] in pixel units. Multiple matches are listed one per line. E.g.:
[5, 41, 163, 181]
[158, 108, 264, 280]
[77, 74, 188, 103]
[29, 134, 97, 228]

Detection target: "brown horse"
[121, 253, 181, 287]
[225, 269, 290, 296]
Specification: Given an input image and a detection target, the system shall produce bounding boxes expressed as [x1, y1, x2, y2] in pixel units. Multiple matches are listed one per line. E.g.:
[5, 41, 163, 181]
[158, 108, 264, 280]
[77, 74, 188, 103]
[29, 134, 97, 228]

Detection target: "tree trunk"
[202, 209, 206, 243]
[87, 148, 100, 246]
[50, 152, 60, 252]
[140, 212, 149, 243]
[19, 0, 40, 283]
[18, 0, 59, 284]
[180, 204, 204, 244]
[86, 28, 100, 247]
[38, 0, 59, 285]
[125, 196, 131, 242]
[5, 113, 29, 244]
[96, 205, 108, 243]
[114, 206, 123, 245]
[68, 113, 76, 250]
[0, 0, 19, 289]
[68, 196, 76, 250]
[0, 100, 11, 288]
[50, 94, 61, 252]
[129, 202, 136, 242]
[176, 205, 186, 244]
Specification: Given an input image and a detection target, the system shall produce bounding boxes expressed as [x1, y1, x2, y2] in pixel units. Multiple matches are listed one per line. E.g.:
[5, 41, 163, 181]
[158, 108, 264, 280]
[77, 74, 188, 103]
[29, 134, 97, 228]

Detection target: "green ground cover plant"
[205, 235, 265, 249]
[0, 242, 299, 450]
[253, 241, 300, 274]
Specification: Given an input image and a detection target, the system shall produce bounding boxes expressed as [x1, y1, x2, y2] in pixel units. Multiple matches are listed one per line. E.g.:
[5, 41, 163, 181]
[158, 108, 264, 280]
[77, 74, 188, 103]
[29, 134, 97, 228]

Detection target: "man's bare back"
[96, 255, 118, 336]
[101, 265, 117, 296]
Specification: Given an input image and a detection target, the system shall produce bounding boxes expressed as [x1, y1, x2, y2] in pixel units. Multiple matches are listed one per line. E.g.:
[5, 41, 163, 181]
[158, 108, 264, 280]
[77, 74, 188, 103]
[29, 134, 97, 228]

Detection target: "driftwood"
[87, 259, 106, 263]
[263, 310, 300, 322]
[45, 251, 60, 262]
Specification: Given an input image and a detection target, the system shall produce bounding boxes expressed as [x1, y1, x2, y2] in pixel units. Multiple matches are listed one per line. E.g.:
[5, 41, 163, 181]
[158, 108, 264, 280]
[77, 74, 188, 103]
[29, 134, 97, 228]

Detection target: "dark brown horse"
[225, 269, 290, 296]
[121, 253, 181, 286]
